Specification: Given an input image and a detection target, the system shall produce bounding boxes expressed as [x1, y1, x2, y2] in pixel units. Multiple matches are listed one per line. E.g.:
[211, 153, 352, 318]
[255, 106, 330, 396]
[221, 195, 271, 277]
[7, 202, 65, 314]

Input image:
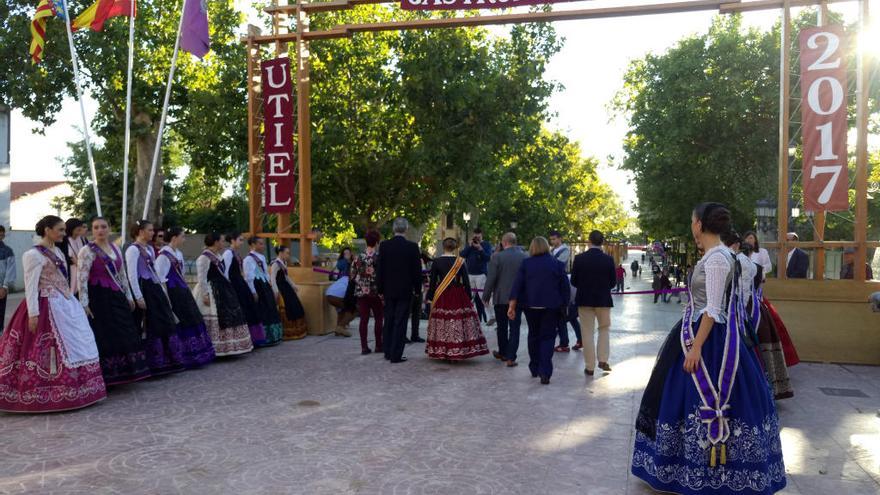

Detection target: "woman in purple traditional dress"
[243, 237, 283, 346]
[223, 232, 267, 347]
[425, 238, 489, 361]
[77, 217, 151, 385]
[0, 216, 106, 412]
[126, 220, 185, 375]
[194, 233, 253, 356]
[154, 227, 216, 368]
[633, 203, 786, 495]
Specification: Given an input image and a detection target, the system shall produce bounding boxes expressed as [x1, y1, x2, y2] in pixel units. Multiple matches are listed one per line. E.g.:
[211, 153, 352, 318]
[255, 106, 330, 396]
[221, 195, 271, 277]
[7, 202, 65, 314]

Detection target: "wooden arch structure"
[244, 0, 878, 360]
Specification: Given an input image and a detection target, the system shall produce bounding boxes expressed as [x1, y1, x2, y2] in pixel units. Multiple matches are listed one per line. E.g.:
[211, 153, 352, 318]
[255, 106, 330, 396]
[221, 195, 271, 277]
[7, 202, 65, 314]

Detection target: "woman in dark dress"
[223, 232, 267, 347]
[126, 220, 185, 375]
[154, 227, 216, 368]
[425, 238, 488, 361]
[243, 236, 283, 345]
[77, 217, 151, 385]
[271, 245, 307, 340]
[194, 233, 253, 357]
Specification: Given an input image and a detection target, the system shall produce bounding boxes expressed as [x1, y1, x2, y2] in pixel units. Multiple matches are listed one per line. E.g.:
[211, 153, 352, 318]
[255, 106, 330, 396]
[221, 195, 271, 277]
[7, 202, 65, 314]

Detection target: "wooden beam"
[720, 0, 855, 12]
[854, 0, 870, 281]
[246, 26, 262, 239]
[813, 0, 828, 281]
[763, 241, 880, 249]
[297, 0, 315, 267]
[777, 0, 791, 280]
[266, 0, 389, 13]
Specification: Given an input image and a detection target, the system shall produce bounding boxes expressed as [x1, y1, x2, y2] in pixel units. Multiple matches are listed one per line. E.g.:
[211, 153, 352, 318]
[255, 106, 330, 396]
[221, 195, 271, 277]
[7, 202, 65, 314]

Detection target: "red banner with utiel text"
[799, 25, 849, 212]
[261, 57, 297, 213]
[402, 0, 570, 10]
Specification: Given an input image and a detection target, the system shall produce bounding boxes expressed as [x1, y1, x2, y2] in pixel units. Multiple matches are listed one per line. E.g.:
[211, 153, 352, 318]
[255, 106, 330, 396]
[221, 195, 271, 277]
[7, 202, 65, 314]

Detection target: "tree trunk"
[132, 112, 164, 227]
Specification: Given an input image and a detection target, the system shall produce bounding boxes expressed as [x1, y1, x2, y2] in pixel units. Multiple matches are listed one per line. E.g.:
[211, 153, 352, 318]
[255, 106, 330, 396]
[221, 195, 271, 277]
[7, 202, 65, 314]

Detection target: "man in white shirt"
[549, 230, 571, 273]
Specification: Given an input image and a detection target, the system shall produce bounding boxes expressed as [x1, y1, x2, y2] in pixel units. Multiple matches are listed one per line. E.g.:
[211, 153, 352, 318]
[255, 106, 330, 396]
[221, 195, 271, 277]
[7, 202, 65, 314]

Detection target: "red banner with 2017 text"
[799, 26, 848, 212]
[262, 57, 297, 214]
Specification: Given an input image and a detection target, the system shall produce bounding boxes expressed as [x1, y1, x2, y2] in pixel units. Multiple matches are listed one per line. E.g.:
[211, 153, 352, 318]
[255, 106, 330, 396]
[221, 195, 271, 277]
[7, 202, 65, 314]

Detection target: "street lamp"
[462, 212, 471, 243]
[510, 221, 517, 230]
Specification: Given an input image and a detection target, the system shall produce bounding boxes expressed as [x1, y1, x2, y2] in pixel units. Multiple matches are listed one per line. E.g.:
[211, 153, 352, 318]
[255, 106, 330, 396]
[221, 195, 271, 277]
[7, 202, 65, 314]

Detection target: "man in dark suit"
[785, 232, 810, 279]
[377, 218, 422, 363]
[570, 230, 617, 376]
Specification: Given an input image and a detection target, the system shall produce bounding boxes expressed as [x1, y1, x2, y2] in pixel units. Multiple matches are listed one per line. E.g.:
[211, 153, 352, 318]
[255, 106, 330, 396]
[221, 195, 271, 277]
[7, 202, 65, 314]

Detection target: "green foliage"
[615, 15, 779, 239]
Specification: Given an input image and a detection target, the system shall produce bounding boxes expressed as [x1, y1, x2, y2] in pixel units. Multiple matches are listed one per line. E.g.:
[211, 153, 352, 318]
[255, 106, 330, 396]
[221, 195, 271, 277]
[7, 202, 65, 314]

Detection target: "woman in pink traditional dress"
[0, 215, 107, 413]
[425, 238, 489, 361]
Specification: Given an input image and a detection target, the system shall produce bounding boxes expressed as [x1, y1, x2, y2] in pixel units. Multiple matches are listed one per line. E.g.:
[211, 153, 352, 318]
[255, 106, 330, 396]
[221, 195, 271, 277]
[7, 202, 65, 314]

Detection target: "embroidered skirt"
[278, 281, 307, 341]
[166, 286, 215, 367]
[254, 278, 283, 346]
[86, 284, 151, 385]
[0, 296, 107, 413]
[194, 281, 253, 357]
[230, 271, 268, 347]
[136, 280, 185, 375]
[632, 316, 787, 495]
[757, 301, 794, 400]
[425, 285, 489, 361]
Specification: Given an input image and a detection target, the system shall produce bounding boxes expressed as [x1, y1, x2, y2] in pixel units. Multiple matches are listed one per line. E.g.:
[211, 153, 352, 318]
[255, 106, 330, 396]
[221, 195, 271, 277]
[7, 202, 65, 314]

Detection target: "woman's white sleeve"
[23, 250, 43, 317]
[126, 246, 144, 301]
[154, 254, 171, 283]
[221, 250, 234, 279]
[702, 253, 732, 321]
[77, 246, 94, 308]
[269, 263, 280, 295]
[196, 256, 211, 299]
[243, 256, 257, 294]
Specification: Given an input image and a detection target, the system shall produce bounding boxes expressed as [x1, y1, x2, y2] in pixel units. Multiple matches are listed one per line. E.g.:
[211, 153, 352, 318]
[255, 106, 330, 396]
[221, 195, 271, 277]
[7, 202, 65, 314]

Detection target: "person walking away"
[460, 228, 494, 325]
[659, 269, 672, 303]
[570, 230, 616, 376]
[483, 232, 527, 367]
[631, 259, 639, 279]
[652, 271, 662, 304]
[549, 231, 574, 352]
[352, 230, 383, 355]
[376, 218, 422, 363]
[508, 236, 570, 385]
[425, 238, 489, 361]
[615, 264, 626, 292]
[0, 226, 15, 328]
[407, 252, 431, 344]
[0, 215, 107, 412]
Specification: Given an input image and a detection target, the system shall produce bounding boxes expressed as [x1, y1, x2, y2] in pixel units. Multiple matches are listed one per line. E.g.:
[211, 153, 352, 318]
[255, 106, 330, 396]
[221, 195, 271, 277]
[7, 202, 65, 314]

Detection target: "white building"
[10, 181, 74, 231]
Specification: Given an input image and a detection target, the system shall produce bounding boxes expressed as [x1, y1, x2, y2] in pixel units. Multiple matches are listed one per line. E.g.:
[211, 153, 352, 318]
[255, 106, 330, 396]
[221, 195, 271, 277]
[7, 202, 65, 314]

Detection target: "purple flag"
[180, 0, 209, 59]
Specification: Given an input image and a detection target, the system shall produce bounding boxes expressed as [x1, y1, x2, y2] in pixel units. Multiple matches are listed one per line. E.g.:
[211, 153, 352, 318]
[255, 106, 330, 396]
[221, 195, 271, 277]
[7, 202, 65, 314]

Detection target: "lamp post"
[510, 221, 517, 231]
[463, 212, 471, 244]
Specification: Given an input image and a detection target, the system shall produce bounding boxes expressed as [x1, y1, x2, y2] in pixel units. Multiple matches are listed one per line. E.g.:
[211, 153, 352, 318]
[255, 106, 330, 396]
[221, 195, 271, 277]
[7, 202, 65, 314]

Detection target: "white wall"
[4, 230, 38, 292]
[10, 184, 74, 231]
[0, 108, 9, 229]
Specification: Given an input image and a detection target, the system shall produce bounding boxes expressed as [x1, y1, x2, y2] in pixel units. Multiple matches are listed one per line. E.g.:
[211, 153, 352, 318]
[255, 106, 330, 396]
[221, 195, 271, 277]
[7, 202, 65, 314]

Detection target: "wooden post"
[273, 0, 294, 247]
[246, 25, 262, 238]
[813, 0, 828, 280]
[297, 0, 314, 267]
[777, 0, 792, 279]
[854, 0, 870, 281]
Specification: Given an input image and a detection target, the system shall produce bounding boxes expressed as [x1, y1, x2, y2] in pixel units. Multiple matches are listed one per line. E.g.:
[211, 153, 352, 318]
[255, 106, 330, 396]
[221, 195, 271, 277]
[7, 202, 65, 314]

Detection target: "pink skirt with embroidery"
[0, 298, 107, 413]
[425, 286, 489, 361]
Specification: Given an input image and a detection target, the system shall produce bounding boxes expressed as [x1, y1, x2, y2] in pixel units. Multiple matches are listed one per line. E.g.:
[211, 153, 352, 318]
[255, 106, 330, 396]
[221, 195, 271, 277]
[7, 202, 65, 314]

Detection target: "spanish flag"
[29, 0, 66, 64]
[73, 0, 135, 32]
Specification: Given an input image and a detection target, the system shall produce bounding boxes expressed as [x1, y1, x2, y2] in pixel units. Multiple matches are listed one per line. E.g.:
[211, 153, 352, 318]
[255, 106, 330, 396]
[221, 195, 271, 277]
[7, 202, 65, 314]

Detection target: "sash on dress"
[431, 257, 465, 311]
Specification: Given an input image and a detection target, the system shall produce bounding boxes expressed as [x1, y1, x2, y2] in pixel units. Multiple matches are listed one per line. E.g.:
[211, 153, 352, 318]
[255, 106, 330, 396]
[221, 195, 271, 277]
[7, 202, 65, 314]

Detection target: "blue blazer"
[510, 253, 570, 309]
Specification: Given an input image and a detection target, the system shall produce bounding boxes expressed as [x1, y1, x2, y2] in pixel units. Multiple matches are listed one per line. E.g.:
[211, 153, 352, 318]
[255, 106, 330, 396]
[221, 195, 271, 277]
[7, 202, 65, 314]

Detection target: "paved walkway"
[1, 256, 879, 494]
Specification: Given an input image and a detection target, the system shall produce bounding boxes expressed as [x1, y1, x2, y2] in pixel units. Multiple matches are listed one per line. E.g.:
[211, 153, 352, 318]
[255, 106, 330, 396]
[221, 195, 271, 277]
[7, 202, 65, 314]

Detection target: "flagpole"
[60, 0, 102, 217]
[142, 0, 187, 220]
[121, 1, 136, 234]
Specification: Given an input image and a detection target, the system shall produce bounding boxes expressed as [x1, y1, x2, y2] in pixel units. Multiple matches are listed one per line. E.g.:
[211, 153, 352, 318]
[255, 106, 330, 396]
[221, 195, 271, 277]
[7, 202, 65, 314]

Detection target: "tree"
[1, 0, 246, 225]
[614, 15, 779, 238]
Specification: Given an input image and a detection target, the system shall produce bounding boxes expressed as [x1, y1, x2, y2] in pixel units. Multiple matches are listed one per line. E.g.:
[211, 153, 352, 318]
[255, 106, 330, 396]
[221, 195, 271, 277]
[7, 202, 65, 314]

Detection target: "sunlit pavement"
[1, 256, 878, 494]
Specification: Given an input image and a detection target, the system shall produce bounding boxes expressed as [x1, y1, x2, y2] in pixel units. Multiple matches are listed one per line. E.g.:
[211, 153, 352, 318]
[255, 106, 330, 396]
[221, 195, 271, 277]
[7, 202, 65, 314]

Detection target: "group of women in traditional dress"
[633, 203, 788, 495]
[0, 216, 308, 413]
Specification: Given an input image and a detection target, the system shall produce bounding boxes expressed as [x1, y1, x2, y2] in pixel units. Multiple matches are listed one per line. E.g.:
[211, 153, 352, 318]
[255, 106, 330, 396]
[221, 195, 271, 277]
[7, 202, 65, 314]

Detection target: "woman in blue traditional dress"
[242, 236, 283, 346]
[632, 203, 786, 495]
[154, 227, 216, 368]
[126, 220, 185, 375]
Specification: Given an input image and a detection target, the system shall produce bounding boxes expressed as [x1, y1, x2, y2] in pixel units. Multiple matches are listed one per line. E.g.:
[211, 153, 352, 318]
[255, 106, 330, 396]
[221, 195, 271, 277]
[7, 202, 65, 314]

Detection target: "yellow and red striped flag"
[73, 0, 135, 32]
[29, 0, 67, 64]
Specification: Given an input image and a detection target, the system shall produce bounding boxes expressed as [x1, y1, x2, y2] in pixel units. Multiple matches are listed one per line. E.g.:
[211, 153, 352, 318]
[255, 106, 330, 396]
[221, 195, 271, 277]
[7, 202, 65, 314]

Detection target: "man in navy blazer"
[785, 232, 809, 279]
[377, 218, 422, 363]
[570, 230, 617, 376]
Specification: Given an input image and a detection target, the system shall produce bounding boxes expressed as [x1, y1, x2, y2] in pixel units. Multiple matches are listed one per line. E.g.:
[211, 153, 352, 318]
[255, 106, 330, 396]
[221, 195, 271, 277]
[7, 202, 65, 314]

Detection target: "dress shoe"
[390, 357, 408, 364]
[487, 318, 496, 326]
[492, 351, 505, 361]
[584, 368, 594, 376]
[404, 337, 412, 344]
[540, 376, 550, 385]
[410, 337, 425, 343]
[554, 346, 570, 353]
[572, 341, 583, 351]
[361, 349, 372, 355]
[531, 372, 539, 378]
[598, 362, 612, 372]
[506, 360, 518, 367]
